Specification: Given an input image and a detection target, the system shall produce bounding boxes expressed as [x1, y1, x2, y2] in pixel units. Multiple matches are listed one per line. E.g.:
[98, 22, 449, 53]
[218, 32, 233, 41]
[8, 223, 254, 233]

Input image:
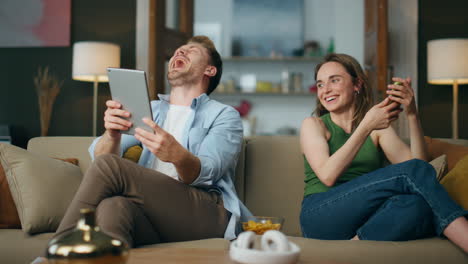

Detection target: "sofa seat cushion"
[0, 229, 54, 264]
[0, 143, 83, 234]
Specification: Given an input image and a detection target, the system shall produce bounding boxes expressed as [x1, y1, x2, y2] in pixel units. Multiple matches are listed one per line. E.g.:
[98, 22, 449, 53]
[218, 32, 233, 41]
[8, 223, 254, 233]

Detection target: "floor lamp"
[428, 39, 468, 139]
[72, 42, 120, 136]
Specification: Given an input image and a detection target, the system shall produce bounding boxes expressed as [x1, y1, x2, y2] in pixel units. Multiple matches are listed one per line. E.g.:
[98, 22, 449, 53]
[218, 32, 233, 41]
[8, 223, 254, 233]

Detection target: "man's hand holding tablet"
[107, 68, 154, 136]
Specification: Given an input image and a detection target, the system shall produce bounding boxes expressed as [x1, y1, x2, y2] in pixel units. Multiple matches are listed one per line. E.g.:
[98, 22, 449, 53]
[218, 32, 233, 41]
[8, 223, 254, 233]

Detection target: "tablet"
[107, 68, 154, 135]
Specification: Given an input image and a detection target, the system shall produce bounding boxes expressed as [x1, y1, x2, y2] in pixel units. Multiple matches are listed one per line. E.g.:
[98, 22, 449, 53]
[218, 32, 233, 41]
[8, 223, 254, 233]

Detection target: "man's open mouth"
[172, 57, 188, 69]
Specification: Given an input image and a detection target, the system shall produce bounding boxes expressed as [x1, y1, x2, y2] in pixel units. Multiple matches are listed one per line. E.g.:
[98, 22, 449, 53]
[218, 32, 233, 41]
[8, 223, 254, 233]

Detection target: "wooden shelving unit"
[222, 56, 322, 62]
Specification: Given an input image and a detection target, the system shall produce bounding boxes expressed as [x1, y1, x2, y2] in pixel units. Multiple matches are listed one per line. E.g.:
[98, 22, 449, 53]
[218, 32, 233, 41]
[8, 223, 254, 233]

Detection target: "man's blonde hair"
[188, 36, 222, 95]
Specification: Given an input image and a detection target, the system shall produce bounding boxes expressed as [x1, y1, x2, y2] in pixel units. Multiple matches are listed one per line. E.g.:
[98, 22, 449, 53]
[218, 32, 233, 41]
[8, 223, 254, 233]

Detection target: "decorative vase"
[33, 66, 63, 136]
[46, 208, 129, 264]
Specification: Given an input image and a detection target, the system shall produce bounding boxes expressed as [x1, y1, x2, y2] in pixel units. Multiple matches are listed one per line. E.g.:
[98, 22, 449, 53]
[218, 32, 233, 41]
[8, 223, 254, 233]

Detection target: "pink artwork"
[0, 0, 71, 47]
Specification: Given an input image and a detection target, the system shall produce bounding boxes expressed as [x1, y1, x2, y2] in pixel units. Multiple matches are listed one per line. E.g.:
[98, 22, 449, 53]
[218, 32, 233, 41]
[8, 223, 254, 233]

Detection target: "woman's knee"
[406, 195, 432, 216]
[391, 194, 432, 218]
[401, 159, 436, 180]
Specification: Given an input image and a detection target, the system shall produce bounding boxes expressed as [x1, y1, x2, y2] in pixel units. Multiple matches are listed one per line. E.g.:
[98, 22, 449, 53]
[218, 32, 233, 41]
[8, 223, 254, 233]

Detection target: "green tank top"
[303, 113, 383, 197]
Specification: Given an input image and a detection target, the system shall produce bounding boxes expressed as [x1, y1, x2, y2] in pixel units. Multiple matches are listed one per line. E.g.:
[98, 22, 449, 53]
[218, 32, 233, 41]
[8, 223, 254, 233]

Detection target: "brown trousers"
[54, 154, 230, 247]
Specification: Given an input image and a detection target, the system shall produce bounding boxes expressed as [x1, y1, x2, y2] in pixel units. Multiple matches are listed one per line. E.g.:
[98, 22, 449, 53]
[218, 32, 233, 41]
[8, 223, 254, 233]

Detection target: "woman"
[300, 53, 468, 252]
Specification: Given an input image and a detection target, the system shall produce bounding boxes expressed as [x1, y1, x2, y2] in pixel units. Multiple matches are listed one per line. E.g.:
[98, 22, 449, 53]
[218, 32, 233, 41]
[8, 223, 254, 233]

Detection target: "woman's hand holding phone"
[386, 77, 417, 116]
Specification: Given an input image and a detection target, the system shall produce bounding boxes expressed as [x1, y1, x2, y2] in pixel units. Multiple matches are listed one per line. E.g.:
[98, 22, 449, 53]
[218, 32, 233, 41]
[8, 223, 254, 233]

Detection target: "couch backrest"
[243, 136, 304, 236]
[27, 136, 248, 204]
[26, 136, 304, 234]
[27, 136, 468, 238]
[27, 137, 95, 174]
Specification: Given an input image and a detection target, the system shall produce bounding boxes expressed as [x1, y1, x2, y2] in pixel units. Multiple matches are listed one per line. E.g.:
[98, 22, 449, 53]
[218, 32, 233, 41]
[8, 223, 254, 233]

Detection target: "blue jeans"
[300, 159, 468, 241]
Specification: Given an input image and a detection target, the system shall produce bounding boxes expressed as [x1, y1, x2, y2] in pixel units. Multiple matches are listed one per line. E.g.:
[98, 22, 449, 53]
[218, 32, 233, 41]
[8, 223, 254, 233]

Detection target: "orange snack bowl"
[241, 216, 285, 235]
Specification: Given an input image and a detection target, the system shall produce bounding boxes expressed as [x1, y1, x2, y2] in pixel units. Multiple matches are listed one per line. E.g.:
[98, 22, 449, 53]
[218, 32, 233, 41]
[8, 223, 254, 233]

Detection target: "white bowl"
[229, 239, 300, 264]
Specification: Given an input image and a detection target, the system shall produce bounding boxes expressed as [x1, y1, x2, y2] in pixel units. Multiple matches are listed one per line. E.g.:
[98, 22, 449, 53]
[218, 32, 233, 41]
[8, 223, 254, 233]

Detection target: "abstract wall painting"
[232, 0, 303, 57]
[0, 0, 71, 47]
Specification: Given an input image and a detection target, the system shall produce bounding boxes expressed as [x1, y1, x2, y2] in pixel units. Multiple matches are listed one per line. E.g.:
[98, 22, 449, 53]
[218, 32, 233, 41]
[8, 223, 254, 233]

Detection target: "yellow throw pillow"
[441, 154, 468, 210]
[123, 145, 143, 163]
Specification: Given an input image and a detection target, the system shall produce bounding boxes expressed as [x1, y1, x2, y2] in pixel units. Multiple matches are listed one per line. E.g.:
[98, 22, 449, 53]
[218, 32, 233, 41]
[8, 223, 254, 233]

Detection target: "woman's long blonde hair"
[313, 53, 373, 132]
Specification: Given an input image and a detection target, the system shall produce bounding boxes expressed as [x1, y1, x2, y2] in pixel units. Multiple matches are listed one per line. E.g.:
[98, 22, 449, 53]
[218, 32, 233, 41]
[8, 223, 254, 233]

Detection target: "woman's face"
[316, 62, 359, 113]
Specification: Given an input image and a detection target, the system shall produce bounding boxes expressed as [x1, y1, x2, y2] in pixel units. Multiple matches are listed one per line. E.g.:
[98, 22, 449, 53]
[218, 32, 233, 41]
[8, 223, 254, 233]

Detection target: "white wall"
[334, 0, 364, 65]
[194, 0, 233, 57]
[304, 0, 364, 64]
[304, 0, 334, 50]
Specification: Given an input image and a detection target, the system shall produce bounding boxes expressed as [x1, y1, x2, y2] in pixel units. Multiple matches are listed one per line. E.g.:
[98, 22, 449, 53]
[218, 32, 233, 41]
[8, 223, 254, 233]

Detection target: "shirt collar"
[157, 93, 210, 109]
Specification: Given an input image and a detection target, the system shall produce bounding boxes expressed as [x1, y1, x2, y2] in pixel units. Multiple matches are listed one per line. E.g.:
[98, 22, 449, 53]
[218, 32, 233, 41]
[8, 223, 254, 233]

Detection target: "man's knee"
[97, 196, 130, 213]
[96, 196, 134, 224]
[94, 153, 121, 167]
[86, 154, 122, 181]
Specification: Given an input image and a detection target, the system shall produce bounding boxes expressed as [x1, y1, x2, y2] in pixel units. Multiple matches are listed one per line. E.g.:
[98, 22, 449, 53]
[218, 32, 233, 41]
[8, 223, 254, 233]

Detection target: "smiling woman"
[299, 53, 468, 253]
[313, 53, 373, 132]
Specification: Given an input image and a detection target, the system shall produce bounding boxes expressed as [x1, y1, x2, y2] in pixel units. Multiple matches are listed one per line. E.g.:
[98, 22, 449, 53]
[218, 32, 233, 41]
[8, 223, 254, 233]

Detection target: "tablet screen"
[107, 68, 154, 135]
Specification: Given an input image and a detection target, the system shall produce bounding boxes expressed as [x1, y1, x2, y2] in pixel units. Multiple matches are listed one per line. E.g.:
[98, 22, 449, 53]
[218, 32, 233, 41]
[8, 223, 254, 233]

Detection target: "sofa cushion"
[441, 154, 468, 210]
[53, 157, 79, 166]
[0, 156, 80, 230]
[429, 154, 448, 181]
[123, 145, 143, 163]
[425, 136, 468, 171]
[27, 137, 95, 174]
[244, 136, 304, 236]
[234, 139, 246, 202]
[0, 160, 21, 228]
[0, 143, 83, 234]
[0, 229, 54, 264]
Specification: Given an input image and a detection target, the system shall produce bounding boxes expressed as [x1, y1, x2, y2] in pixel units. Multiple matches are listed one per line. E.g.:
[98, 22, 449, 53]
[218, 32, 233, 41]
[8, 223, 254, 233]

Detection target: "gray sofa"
[1, 136, 467, 264]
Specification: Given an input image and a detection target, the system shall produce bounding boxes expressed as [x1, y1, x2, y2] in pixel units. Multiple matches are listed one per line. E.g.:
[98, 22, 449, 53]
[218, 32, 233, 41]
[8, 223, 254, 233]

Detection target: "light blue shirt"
[88, 93, 252, 240]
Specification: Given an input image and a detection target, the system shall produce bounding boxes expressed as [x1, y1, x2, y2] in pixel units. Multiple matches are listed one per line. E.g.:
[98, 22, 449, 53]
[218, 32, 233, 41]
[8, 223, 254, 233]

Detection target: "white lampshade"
[72, 41, 120, 82]
[427, 38, 468, 84]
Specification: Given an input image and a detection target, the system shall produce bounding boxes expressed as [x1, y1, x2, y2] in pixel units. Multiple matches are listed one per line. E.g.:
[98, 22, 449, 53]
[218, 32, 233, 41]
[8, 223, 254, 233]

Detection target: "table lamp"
[72, 41, 120, 136]
[427, 38, 468, 139]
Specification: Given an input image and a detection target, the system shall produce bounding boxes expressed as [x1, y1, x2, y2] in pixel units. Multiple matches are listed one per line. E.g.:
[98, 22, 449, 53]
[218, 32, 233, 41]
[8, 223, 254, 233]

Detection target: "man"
[53, 36, 251, 247]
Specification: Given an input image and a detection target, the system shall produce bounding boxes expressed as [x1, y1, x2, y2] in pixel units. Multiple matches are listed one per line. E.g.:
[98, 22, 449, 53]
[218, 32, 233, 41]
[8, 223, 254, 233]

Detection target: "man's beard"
[167, 70, 196, 87]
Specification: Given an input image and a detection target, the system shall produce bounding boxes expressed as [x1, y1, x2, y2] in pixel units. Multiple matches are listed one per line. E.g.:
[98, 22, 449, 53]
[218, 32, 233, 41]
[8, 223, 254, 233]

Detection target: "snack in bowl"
[242, 216, 284, 235]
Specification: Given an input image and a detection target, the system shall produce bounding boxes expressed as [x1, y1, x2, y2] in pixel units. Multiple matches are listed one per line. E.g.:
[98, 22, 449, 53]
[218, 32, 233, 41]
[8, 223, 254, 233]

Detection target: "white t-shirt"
[152, 104, 192, 180]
